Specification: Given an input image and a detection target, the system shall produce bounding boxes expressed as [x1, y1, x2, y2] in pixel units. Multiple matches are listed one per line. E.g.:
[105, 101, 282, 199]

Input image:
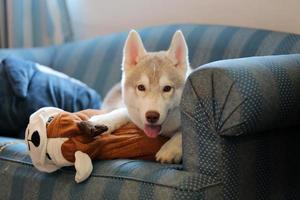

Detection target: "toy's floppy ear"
[168, 30, 189, 69]
[74, 151, 93, 183]
[2, 57, 36, 98]
[122, 30, 146, 69]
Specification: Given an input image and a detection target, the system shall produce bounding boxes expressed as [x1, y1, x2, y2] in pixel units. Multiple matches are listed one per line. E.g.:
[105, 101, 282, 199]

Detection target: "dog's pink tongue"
[144, 125, 161, 138]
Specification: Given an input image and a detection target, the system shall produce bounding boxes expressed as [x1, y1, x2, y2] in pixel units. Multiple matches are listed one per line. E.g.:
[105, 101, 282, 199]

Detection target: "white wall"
[67, 0, 300, 40]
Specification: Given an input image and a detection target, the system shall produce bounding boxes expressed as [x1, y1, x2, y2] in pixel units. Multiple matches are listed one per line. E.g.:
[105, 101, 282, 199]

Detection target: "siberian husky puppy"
[83, 30, 191, 163]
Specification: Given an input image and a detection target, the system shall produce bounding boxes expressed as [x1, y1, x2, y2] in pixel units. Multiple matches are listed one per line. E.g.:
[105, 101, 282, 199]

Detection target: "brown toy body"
[46, 109, 168, 162]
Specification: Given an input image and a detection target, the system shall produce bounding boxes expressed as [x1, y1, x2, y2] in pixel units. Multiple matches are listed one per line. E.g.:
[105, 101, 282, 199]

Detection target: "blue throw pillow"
[0, 57, 101, 138]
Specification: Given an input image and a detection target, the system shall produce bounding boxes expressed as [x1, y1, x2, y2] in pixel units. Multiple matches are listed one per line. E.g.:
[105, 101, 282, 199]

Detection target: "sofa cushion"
[0, 57, 101, 138]
[0, 136, 220, 200]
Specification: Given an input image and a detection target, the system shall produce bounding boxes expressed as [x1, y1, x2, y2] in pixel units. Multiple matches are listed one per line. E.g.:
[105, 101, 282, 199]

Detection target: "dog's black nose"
[146, 111, 160, 123]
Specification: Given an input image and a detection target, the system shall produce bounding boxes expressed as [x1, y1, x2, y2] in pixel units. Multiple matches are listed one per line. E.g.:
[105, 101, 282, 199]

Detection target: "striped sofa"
[0, 24, 299, 199]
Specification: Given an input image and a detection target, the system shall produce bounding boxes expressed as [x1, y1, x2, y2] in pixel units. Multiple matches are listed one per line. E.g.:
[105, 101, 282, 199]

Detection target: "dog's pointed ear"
[123, 30, 146, 68]
[168, 30, 188, 68]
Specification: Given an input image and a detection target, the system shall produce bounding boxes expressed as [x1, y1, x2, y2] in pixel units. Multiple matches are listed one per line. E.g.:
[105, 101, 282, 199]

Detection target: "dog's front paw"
[77, 121, 108, 137]
[155, 142, 182, 164]
[88, 114, 118, 134]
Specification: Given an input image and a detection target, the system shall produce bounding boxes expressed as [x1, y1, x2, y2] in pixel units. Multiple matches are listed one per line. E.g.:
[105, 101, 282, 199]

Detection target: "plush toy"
[25, 107, 167, 183]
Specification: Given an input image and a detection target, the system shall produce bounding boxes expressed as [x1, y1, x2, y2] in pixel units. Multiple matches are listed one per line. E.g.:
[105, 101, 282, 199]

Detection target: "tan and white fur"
[88, 30, 191, 164]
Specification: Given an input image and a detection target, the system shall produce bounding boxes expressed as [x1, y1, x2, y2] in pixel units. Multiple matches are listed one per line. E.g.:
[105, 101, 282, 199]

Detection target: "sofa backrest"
[51, 24, 300, 96]
[1, 24, 300, 96]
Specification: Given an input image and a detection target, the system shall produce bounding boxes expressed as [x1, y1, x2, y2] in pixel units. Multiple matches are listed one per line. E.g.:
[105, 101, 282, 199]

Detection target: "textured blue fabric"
[181, 54, 300, 199]
[0, 46, 56, 66]
[0, 137, 220, 200]
[182, 54, 300, 137]
[3, 57, 36, 98]
[1, 24, 300, 96]
[0, 57, 101, 138]
[50, 24, 300, 96]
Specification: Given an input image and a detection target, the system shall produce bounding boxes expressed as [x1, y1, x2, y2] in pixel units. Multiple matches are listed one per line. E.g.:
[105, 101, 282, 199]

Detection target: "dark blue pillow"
[0, 57, 101, 138]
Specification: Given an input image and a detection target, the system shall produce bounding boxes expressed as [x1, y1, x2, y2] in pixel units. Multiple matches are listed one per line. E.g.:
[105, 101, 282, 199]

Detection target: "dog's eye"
[137, 84, 146, 92]
[163, 85, 172, 92]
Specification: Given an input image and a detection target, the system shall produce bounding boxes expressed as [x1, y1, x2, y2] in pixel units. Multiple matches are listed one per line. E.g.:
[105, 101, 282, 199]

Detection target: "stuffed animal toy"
[25, 107, 167, 183]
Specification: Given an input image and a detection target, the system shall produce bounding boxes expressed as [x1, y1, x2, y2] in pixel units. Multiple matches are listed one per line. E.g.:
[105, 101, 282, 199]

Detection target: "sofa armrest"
[180, 54, 300, 197]
[181, 53, 300, 171]
[181, 54, 300, 138]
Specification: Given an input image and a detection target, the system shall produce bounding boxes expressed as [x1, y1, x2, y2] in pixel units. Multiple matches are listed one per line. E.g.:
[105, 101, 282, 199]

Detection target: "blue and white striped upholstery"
[0, 138, 220, 199]
[0, 24, 300, 199]
[1, 24, 300, 96]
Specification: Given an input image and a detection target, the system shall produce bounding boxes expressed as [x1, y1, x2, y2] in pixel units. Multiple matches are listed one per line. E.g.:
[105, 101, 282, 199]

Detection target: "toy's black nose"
[145, 111, 160, 124]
